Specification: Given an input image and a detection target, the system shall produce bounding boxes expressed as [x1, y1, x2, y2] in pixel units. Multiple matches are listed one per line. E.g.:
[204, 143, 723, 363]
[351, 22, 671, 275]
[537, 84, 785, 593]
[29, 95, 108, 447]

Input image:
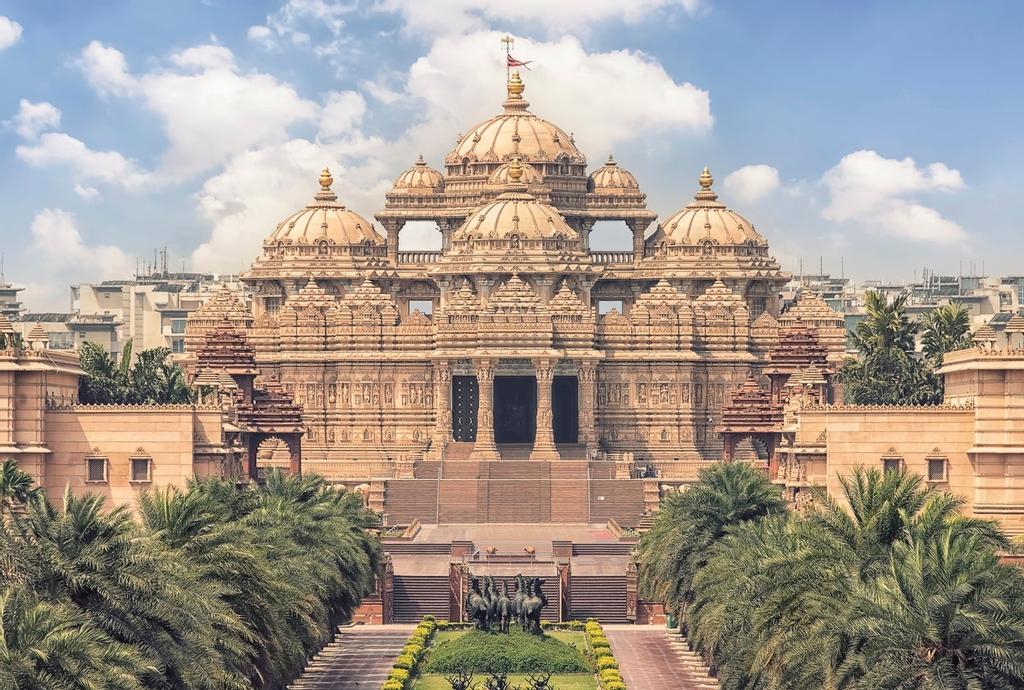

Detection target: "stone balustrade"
[590, 251, 635, 265]
[396, 251, 442, 264]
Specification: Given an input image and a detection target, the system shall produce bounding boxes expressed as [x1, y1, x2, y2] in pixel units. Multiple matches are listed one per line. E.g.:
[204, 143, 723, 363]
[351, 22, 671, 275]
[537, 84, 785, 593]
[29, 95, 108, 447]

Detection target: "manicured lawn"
[425, 628, 593, 675]
[414, 674, 597, 690]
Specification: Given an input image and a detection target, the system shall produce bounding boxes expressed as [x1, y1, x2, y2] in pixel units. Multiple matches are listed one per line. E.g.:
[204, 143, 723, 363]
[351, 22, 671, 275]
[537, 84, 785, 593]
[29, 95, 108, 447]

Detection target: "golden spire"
[415, 153, 426, 166]
[699, 166, 713, 190]
[606, 154, 617, 166]
[319, 166, 334, 190]
[508, 156, 523, 181]
[507, 69, 525, 99]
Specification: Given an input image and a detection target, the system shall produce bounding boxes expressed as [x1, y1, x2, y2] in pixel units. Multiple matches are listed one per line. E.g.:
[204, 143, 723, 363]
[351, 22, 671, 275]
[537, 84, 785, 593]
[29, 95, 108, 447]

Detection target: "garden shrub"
[592, 645, 611, 657]
[394, 653, 415, 670]
[382, 682, 404, 690]
[604, 682, 626, 690]
[388, 668, 410, 684]
[596, 656, 619, 671]
[599, 668, 622, 682]
[424, 628, 592, 674]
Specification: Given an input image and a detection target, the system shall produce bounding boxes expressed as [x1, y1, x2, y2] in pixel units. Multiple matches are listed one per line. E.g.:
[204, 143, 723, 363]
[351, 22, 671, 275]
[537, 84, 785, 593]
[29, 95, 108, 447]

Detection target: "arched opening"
[398, 221, 443, 251]
[588, 221, 633, 251]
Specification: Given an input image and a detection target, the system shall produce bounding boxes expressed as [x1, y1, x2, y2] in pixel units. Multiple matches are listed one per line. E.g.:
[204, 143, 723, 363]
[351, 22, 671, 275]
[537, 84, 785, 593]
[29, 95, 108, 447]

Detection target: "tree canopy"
[78, 341, 194, 405]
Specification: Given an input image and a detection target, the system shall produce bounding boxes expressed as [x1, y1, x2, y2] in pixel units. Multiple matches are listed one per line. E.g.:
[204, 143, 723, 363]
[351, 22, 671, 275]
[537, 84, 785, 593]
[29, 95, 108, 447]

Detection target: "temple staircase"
[392, 575, 450, 623]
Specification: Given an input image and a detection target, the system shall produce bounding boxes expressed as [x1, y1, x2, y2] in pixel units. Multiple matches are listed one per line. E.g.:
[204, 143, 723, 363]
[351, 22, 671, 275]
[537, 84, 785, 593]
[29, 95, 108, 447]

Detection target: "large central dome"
[445, 71, 585, 168]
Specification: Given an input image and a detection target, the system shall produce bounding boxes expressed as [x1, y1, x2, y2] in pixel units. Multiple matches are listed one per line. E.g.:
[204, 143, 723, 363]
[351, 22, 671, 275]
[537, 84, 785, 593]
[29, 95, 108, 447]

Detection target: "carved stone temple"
[219, 67, 846, 489]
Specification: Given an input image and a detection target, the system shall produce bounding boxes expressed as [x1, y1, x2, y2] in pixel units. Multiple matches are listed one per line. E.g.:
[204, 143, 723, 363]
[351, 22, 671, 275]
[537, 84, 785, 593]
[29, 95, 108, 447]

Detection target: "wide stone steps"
[667, 632, 720, 689]
[393, 575, 450, 623]
[289, 626, 414, 690]
[569, 575, 628, 623]
[382, 479, 438, 525]
[603, 626, 719, 689]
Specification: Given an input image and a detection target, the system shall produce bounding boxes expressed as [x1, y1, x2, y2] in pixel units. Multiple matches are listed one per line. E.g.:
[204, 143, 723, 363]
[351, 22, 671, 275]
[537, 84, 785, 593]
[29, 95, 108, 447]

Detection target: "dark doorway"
[452, 375, 478, 442]
[494, 376, 536, 444]
[553, 376, 579, 444]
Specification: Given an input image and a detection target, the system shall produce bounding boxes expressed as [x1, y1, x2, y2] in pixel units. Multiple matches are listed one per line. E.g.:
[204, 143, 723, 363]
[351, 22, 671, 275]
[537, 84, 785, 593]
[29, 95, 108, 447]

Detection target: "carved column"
[530, 359, 560, 461]
[383, 219, 404, 265]
[579, 361, 598, 450]
[627, 219, 651, 267]
[579, 219, 596, 252]
[286, 436, 302, 475]
[469, 359, 499, 461]
[381, 553, 394, 624]
[430, 360, 452, 460]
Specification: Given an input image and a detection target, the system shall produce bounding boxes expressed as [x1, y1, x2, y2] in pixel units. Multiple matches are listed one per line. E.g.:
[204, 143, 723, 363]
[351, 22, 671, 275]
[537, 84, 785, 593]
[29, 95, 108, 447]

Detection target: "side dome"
[391, 154, 444, 193]
[650, 168, 766, 247]
[445, 71, 585, 169]
[267, 168, 384, 247]
[588, 155, 638, 193]
[489, 160, 542, 185]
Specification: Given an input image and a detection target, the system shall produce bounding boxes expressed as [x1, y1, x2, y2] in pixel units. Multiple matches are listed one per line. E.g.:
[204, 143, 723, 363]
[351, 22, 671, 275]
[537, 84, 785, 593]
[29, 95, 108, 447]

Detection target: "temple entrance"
[553, 376, 579, 444]
[494, 376, 536, 444]
[452, 375, 478, 442]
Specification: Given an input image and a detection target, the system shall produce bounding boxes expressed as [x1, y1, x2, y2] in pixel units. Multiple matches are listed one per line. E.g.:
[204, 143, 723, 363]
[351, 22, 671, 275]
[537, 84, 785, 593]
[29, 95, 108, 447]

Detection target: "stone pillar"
[286, 437, 302, 475]
[430, 360, 452, 460]
[469, 359, 499, 461]
[382, 554, 394, 624]
[530, 359, 560, 461]
[627, 219, 651, 267]
[579, 361, 598, 451]
[580, 219, 595, 252]
[246, 439, 259, 481]
[383, 219, 404, 265]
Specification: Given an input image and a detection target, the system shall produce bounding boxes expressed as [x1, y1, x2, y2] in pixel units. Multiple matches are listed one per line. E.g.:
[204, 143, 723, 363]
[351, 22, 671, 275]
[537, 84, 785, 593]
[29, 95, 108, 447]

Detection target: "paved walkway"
[603, 625, 718, 690]
[289, 625, 415, 690]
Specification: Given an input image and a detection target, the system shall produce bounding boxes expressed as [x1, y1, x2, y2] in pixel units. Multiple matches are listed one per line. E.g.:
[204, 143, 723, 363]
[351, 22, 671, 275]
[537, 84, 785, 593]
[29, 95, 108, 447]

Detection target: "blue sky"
[1, 0, 1021, 309]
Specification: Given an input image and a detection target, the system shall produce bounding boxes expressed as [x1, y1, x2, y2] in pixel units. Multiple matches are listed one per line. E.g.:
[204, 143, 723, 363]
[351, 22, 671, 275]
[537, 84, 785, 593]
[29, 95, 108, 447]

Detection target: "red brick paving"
[603, 625, 718, 690]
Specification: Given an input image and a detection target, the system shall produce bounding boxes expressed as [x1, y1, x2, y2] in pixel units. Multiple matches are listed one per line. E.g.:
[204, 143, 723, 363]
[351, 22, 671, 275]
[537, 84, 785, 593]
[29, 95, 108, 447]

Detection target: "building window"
[408, 299, 433, 317]
[130, 456, 152, 483]
[48, 332, 74, 350]
[171, 337, 185, 354]
[882, 456, 903, 474]
[264, 297, 281, 316]
[170, 318, 186, 334]
[598, 299, 624, 315]
[750, 296, 767, 319]
[85, 456, 107, 483]
[927, 457, 947, 482]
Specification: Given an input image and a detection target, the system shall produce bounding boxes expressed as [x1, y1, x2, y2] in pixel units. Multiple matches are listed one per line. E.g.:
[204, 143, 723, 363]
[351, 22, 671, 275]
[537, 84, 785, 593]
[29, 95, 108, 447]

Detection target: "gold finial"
[508, 156, 523, 181]
[507, 69, 525, 99]
[319, 166, 333, 190]
[415, 153, 426, 166]
[501, 34, 515, 53]
[607, 154, 616, 166]
[699, 166, 713, 190]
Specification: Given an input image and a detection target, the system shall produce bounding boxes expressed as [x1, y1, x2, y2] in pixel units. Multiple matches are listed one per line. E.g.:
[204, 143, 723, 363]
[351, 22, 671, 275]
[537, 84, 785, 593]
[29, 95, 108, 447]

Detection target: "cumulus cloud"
[5, 99, 61, 139]
[399, 32, 711, 158]
[27, 209, 134, 296]
[722, 164, 781, 204]
[248, 0, 351, 58]
[318, 90, 367, 140]
[76, 40, 136, 96]
[74, 184, 100, 200]
[0, 16, 22, 51]
[379, 0, 703, 35]
[16, 132, 152, 191]
[822, 149, 966, 244]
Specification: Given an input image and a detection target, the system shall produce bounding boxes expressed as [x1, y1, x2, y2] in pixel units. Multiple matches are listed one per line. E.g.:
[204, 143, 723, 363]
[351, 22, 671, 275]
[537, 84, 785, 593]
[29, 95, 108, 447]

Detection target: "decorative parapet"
[802, 402, 975, 412]
[47, 402, 222, 412]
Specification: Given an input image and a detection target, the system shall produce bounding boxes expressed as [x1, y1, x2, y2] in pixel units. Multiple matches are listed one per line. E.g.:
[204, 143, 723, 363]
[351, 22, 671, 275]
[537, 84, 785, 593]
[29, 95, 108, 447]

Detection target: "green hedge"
[424, 628, 592, 674]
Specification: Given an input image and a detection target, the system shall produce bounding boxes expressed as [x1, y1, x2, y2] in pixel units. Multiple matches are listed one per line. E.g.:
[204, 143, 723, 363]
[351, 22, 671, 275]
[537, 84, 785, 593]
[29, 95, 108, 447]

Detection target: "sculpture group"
[466, 575, 548, 634]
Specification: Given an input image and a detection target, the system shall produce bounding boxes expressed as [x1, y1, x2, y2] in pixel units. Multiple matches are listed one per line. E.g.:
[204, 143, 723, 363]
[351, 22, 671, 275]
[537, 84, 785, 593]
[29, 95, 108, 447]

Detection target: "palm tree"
[841, 291, 943, 405]
[0, 458, 37, 514]
[919, 303, 973, 363]
[0, 584, 150, 689]
[638, 462, 785, 617]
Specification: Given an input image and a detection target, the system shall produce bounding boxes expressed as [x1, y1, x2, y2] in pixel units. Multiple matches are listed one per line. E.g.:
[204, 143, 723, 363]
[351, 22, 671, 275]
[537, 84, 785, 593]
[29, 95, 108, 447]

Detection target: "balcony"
[589, 251, 635, 265]
[396, 251, 442, 265]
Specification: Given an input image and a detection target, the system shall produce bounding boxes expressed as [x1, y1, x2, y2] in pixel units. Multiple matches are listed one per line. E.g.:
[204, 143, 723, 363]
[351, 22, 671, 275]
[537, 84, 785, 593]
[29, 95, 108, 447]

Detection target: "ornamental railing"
[589, 251, 635, 265]
[396, 251, 442, 264]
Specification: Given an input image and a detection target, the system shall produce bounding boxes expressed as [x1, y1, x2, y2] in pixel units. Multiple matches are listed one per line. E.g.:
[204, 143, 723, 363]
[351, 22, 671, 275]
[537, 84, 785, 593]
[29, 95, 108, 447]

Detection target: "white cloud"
[249, 0, 351, 57]
[76, 40, 137, 96]
[399, 32, 711, 159]
[247, 25, 275, 49]
[74, 184, 100, 200]
[28, 209, 134, 291]
[722, 164, 781, 204]
[379, 0, 703, 36]
[16, 132, 152, 191]
[5, 99, 61, 139]
[71, 42, 319, 180]
[0, 16, 22, 51]
[318, 90, 367, 140]
[822, 149, 966, 244]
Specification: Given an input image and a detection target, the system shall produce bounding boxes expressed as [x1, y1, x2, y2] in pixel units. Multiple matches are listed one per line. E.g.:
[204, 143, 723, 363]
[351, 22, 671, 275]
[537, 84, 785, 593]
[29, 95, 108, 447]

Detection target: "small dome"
[588, 155, 638, 193]
[451, 160, 578, 245]
[651, 168, 766, 247]
[446, 71, 584, 168]
[489, 159, 542, 185]
[267, 168, 384, 247]
[392, 154, 444, 193]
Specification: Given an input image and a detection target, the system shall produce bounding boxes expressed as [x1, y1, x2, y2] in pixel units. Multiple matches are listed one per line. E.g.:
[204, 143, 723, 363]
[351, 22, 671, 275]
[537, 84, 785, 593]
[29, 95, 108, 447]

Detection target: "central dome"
[445, 71, 585, 168]
[267, 168, 384, 247]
